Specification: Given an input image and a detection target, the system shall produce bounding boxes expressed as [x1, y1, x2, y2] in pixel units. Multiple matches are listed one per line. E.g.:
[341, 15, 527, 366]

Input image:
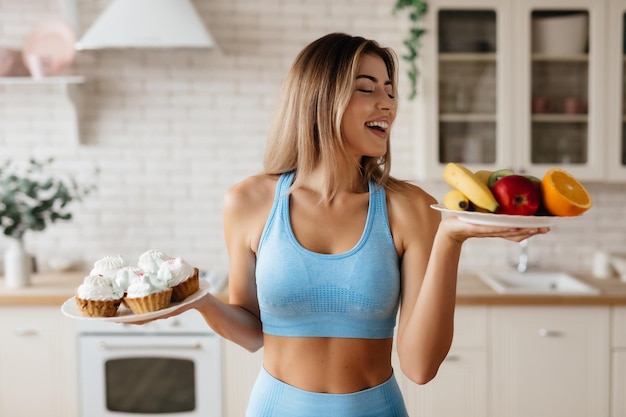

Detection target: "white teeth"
[365, 121, 389, 129]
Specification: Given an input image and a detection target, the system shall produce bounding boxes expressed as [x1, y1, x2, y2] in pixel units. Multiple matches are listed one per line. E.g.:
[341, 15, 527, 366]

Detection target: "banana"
[443, 189, 470, 211]
[474, 170, 493, 186]
[442, 163, 499, 212]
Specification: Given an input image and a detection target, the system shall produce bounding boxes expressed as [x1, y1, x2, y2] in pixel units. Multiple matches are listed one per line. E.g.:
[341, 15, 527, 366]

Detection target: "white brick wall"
[0, 0, 625, 277]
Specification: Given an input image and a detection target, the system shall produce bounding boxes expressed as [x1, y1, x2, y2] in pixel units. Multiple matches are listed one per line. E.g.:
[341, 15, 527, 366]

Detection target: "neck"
[299, 164, 367, 203]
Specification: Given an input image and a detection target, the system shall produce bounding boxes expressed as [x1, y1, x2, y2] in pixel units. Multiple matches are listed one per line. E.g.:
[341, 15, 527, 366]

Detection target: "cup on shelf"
[532, 97, 550, 113]
[563, 97, 586, 114]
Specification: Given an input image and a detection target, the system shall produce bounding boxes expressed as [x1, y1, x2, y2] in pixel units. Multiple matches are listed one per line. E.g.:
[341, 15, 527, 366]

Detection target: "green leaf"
[0, 157, 98, 238]
[392, 0, 427, 99]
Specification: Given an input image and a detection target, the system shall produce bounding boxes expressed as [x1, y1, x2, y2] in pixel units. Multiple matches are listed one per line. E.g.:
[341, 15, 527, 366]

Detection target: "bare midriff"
[262, 335, 394, 393]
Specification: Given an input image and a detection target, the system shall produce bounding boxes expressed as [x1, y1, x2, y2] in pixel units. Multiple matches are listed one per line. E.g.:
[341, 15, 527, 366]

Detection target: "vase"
[532, 12, 588, 56]
[4, 238, 31, 288]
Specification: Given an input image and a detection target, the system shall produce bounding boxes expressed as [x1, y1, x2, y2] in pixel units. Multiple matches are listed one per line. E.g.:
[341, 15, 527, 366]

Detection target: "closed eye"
[357, 89, 394, 99]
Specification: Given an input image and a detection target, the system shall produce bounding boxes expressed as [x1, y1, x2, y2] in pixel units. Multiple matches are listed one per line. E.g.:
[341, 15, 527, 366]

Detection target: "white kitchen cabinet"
[606, 0, 626, 181]
[222, 341, 263, 417]
[397, 306, 488, 417]
[611, 307, 626, 417]
[417, 0, 608, 181]
[490, 306, 610, 417]
[0, 307, 78, 417]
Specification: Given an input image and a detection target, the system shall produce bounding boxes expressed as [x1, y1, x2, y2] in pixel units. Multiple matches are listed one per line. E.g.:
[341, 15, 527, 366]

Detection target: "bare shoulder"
[224, 174, 279, 214]
[223, 174, 281, 252]
[385, 181, 440, 252]
[385, 181, 439, 222]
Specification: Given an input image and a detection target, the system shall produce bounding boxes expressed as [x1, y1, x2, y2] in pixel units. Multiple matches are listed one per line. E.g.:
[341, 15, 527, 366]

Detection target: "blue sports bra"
[255, 172, 401, 339]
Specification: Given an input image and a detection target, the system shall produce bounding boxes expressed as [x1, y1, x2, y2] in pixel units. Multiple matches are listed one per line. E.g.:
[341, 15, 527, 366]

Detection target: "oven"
[75, 310, 222, 417]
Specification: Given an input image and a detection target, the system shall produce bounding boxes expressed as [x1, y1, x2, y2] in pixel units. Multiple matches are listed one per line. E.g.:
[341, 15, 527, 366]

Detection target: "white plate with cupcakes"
[61, 250, 210, 323]
[61, 280, 210, 323]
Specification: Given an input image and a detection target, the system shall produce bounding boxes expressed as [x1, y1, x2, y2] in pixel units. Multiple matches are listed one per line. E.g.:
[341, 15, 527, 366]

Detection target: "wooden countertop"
[0, 271, 230, 306]
[1, 270, 626, 307]
[0, 271, 85, 306]
[456, 271, 626, 306]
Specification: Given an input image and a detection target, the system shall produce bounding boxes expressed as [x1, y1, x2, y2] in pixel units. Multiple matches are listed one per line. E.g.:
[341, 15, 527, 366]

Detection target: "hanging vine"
[393, 0, 428, 99]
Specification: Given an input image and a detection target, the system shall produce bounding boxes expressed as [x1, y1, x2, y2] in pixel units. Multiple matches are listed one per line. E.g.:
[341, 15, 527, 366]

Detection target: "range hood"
[75, 0, 217, 50]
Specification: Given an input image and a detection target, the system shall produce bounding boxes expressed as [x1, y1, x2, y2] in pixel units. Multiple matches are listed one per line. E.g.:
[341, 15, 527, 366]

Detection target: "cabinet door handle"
[14, 329, 38, 337]
[538, 328, 561, 337]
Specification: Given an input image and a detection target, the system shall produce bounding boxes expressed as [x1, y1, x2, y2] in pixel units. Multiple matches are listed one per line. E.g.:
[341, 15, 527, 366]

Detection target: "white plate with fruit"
[430, 204, 557, 228]
[437, 163, 592, 228]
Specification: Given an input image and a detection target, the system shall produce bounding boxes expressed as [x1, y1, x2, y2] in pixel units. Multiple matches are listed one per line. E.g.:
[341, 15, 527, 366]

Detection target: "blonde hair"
[263, 33, 402, 197]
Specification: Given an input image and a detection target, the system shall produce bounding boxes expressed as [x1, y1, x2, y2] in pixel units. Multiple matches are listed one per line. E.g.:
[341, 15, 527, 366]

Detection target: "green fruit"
[487, 169, 514, 189]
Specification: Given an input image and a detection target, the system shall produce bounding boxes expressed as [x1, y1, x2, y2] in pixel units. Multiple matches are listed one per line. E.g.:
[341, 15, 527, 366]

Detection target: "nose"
[376, 89, 396, 112]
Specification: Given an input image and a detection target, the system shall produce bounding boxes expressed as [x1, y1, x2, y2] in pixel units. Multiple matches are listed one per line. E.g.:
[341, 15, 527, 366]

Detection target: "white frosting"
[126, 273, 169, 298]
[157, 258, 195, 287]
[137, 250, 172, 274]
[77, 274, 122, 301]
[114, 266, 144, 293]
[90, 255, 127, 279]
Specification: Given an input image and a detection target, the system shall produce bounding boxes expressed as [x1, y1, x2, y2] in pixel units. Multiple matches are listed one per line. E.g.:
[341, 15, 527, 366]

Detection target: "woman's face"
[341, 53, 397, 160]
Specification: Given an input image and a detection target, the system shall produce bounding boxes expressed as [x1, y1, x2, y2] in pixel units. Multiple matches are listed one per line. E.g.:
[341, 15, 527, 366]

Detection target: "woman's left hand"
[439, 216, 550, 244]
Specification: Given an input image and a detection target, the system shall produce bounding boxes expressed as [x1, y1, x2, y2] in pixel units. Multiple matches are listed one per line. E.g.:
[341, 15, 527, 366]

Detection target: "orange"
[540, 168, 592, 216]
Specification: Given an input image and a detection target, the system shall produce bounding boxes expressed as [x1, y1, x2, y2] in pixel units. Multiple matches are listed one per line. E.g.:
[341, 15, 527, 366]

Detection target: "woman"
[164, 33, 548, 416]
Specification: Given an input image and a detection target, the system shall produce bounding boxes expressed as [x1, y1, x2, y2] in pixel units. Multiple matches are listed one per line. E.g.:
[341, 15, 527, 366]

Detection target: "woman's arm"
[194, 176, 274, 352]
[391, 186, 547, 384]
[157, 176, 272, 352]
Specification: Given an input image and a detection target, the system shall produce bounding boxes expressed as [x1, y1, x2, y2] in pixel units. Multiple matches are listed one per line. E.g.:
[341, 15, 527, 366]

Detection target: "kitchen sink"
[476, 271, 600, 295]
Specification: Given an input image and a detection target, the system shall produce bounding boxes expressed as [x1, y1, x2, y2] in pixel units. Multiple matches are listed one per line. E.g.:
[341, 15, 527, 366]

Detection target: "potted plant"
[0, 158, 97, 287]
[393, 0, 428, 99]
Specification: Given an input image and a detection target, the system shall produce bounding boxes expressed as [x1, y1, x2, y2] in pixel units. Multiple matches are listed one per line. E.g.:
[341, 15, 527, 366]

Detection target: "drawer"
[613, 307, 626, 348]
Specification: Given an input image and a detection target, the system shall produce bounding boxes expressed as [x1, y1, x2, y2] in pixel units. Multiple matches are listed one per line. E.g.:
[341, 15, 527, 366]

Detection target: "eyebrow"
[356, 74, 392, 86]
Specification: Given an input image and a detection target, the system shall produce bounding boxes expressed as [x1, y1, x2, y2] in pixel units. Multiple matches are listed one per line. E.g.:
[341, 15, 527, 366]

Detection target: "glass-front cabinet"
[608, 0, 626, 180]
[418, 0, 607, 180]
[436, 9, 498, 166]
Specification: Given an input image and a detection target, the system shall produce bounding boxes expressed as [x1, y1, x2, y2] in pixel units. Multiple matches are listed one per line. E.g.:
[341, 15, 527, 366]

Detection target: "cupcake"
[137, 249, 172, 274]
[124, 273, 172, 314]
[90, 255, 127, 280]
[75, 274, 123, 317]
[157, 257, 199, 302]
[114, 266, 145, 306]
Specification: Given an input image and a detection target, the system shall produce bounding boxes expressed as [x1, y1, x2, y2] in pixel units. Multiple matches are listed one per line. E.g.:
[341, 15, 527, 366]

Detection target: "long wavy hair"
[263, 33, 403, 198]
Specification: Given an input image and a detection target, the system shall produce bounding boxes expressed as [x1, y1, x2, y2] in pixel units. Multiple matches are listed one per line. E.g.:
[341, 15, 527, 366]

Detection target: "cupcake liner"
[75, 296, 121, 317]
[171, 267, 200, 302]
[124, 288, 173, 314]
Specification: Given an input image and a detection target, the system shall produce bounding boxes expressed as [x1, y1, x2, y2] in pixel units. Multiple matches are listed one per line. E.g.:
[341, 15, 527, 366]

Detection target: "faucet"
[517, 239, 529, 273]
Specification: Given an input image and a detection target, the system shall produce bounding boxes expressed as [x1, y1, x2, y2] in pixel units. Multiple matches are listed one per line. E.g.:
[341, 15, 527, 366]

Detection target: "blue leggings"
[246, 367, 409, 417]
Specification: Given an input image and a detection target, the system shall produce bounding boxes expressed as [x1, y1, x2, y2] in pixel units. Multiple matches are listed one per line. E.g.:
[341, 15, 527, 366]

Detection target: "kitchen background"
[1, 0, 625, 277]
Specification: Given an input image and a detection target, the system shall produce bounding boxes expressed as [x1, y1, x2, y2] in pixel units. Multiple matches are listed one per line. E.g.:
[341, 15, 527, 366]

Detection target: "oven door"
[78, 334, 222, 417]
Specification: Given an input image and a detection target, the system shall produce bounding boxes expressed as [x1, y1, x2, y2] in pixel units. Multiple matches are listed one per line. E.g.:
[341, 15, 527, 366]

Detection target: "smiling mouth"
[365, 120, 389, 134]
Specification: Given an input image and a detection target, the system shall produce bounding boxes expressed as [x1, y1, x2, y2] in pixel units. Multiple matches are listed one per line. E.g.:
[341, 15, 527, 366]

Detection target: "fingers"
[496, 227, 550, 241]
[442, 217, 550, 241]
